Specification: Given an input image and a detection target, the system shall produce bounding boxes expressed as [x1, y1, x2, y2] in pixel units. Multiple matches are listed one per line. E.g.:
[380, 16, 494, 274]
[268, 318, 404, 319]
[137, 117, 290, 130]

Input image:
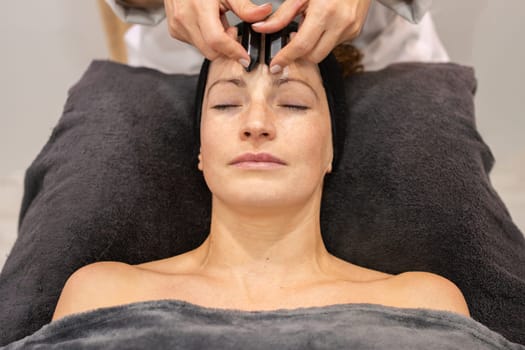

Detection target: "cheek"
[281, 116, 333, 166]
[200, 115, 234, 167]
[200, 120, 218, 164]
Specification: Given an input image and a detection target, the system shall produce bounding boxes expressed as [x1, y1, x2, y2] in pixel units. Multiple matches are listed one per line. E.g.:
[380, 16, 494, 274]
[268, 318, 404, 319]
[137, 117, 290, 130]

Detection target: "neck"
[193, 187, 334, 292]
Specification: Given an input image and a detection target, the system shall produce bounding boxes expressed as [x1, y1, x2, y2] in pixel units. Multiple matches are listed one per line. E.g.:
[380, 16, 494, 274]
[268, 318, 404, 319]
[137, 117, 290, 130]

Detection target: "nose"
[239, 101, 276, 142]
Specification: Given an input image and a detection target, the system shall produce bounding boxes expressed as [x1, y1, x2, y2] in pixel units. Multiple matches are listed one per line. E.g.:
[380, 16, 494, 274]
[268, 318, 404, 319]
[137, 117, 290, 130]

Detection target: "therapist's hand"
[163, 0, 272, 66]
[251, 0, 371, 73]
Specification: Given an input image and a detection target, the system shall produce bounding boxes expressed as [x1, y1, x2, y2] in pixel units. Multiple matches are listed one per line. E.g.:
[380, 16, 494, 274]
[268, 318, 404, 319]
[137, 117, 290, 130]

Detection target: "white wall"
[0, 1, 108, 175]
[432, 1, 525, 162]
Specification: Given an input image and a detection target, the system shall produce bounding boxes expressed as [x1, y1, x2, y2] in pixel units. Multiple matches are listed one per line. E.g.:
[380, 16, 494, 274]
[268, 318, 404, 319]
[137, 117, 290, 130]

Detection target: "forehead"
[206, 58, 324, 91]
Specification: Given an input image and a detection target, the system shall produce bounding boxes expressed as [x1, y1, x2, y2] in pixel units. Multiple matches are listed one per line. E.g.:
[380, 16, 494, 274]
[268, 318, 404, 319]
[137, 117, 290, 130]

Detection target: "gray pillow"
[0, 60, 523, 346]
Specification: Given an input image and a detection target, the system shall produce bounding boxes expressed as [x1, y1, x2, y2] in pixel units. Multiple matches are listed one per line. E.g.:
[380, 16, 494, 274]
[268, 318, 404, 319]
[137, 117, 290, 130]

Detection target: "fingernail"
[290, 32, 297, 40]
[252, 21, 265, 28]
[258, 3, 271, 8]
[270, 64, 282, 74]
[238, 58, 250, 69]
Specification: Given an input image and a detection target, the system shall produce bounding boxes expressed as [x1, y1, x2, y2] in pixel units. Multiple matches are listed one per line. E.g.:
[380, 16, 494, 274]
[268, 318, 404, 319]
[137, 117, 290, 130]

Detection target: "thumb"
[227, 0, 273, 23]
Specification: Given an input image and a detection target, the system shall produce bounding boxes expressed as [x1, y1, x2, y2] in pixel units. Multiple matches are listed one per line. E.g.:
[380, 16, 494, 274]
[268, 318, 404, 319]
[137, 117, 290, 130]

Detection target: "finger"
[165, 0, 242, 60]
[221, 12, 244, 42]
[165, 0, 212, 47]
[191, 25, 222, 60]
[269, 13, 324, 71]
[227, 0, 273, 23]
[304, 30, 340, 63]
[166, 16, 193, 44]
[220, 13, 239, 41]
[338, 21, 362, 44]
[220, 13, 230, 30]
[165, 0, 192, 43]
[251, 0, 306, 33]
[199, 2, 249, 61]
[225, 25, 238, 40]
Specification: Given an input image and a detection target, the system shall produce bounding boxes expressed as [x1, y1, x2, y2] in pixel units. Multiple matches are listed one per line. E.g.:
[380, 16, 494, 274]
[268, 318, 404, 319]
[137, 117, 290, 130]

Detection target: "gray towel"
[2, 300, 523, 349]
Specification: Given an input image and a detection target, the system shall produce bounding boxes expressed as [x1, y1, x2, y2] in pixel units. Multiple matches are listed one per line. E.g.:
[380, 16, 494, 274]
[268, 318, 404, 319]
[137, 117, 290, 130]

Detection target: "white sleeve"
[104, 0, 166, 25]
[376, 0, 432, 24]
[105, 0, 430, 26]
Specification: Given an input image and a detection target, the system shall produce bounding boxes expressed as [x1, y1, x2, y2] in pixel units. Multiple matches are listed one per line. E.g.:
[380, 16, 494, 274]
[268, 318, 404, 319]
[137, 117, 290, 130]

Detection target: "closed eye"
[211, 104, 241, 110]
[280, 104, 309, 111]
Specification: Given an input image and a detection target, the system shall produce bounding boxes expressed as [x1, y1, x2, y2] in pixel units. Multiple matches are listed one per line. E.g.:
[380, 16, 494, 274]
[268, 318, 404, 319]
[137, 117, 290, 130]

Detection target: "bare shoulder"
[134, 251, 197, 274]
[391, 271, 470, 317]
[52, 261, 139, 321]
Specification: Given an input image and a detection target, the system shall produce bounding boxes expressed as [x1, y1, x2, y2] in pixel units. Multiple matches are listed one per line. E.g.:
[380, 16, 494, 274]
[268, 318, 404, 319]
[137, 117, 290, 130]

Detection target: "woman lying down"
[4, 28, 523, 350]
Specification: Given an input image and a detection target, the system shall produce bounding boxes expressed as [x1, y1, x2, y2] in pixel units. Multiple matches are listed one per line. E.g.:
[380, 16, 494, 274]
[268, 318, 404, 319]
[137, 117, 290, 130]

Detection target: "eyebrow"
[274, 77, 319, 101]
[206, 76, 319, 100]
[206, 77, 245, 98]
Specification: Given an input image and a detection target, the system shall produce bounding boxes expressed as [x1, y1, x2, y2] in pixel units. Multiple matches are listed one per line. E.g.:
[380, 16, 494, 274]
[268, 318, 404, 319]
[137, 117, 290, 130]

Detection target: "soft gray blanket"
[2, 300, 523, 349]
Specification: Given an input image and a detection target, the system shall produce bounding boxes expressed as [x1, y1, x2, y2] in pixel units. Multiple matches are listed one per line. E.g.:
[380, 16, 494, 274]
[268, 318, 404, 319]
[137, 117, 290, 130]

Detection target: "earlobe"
[326, 162, 332, 174]
[198, 153, 203, 172]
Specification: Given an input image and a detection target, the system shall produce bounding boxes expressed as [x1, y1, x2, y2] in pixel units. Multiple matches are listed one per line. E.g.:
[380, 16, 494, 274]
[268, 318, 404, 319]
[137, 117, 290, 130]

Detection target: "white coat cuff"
[105, 0, 166, 25]
[376, 0, 432, 23]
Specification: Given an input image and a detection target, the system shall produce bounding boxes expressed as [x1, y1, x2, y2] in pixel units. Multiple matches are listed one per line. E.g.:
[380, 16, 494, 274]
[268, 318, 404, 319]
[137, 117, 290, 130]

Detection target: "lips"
[229, 153, 287, 168]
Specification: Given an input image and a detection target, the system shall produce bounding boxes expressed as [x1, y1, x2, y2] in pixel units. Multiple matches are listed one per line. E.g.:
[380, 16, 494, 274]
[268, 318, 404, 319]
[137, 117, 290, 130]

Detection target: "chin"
[204, 167, 324, 210]
[214, 180, 319, 211]
[223, 184, 288, 206]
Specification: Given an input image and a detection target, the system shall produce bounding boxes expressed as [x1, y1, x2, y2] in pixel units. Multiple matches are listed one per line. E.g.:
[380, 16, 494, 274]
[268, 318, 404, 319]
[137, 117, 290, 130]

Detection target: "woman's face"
[199, 58, 333, 209]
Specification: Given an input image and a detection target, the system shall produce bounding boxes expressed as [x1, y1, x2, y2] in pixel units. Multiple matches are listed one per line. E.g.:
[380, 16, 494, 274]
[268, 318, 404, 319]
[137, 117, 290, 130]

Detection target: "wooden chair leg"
[97, 0, 131, 63]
